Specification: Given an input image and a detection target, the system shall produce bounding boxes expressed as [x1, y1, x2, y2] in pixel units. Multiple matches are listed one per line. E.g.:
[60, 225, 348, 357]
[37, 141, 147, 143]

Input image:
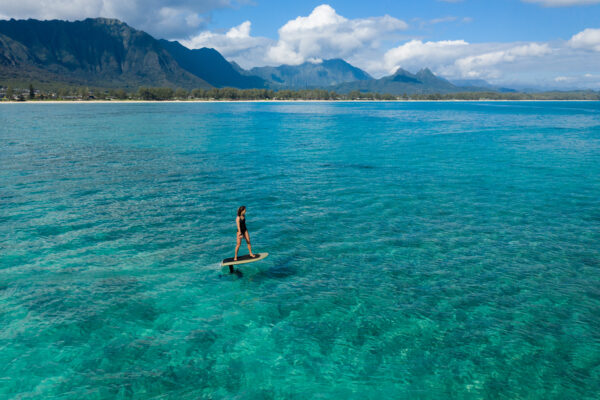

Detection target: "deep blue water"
[1, 101, 599, 399]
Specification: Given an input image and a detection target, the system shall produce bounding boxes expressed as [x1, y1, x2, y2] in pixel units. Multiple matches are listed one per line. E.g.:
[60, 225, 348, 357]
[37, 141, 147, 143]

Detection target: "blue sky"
[211, 0, 598, 43]
[1, 0, 599, 88]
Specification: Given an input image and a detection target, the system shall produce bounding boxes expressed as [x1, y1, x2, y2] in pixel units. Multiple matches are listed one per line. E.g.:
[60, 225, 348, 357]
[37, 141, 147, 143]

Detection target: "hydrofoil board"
[221, 252, 269, 267]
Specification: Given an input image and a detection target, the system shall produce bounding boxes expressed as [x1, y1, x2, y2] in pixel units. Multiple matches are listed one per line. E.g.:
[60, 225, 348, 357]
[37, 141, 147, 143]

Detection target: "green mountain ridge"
[333, 67, 487, 95]
[0, 18, 210, 89]
[247, 59, 373, 88]
[158, 40, 267, 89]
[0, 17, 504, 94]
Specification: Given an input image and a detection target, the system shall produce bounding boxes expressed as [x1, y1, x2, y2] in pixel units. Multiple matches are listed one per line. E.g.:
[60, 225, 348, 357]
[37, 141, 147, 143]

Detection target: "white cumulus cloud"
[554, 76, 574, 82]
[0, 0, 239, 37]
[265, 4, 408, 65]
[181, 21, 271, 68]
[383, 40, 470, 73]
[568, 28, 600, 50]
[452, 43, 552, 78]
[183, 4, 408, 68]
[381, 39, 552, 79]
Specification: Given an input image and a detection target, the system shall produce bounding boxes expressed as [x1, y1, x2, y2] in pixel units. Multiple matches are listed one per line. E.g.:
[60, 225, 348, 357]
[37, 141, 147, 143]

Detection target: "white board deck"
[221, 252, 269, 266]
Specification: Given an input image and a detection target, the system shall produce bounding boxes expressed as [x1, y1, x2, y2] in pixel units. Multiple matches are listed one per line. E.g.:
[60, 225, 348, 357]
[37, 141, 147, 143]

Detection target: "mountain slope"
[333, 68, 481, 95]
[0, 18, 211, 89]
[158, 40, 267, 89]
[248, 59, 372, 88]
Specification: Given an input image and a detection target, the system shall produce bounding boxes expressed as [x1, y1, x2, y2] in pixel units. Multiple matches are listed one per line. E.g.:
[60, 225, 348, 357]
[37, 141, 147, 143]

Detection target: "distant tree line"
[2, 84, 599, 101]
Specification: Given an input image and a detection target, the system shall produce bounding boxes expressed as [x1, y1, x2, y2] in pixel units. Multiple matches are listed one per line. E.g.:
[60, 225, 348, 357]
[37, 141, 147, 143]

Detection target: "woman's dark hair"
[237, 206, 246, 216]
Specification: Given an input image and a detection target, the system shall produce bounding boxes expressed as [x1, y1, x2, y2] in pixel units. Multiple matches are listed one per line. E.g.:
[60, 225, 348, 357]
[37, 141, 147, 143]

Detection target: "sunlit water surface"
[1, 101, 599, 399]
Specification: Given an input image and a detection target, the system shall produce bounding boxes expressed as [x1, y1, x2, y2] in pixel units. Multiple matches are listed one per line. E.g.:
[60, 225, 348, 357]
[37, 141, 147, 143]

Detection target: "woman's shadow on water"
[216, 265, 244, 278]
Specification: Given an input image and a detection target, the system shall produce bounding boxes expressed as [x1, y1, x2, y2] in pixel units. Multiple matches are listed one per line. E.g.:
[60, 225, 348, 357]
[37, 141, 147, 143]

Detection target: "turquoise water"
[1, 101, 599, 399]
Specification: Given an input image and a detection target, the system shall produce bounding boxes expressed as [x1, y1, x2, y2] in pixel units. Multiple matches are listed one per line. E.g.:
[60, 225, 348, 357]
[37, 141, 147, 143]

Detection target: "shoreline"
[0, 99, 598, 104]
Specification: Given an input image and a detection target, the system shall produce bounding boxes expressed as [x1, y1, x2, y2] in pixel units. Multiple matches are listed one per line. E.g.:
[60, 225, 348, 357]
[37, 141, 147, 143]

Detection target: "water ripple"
[1, 102, 599, 399]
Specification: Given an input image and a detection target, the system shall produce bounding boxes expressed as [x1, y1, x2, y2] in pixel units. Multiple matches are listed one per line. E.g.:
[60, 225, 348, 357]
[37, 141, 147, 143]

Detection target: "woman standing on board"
[234, 206, 257, 261]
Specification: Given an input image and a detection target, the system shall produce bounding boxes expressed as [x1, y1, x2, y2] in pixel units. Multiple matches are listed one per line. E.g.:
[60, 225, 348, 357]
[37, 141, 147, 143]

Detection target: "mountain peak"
[322, 58, 350, 65]
[249, 58, 372, 88]
[392, 67, 413, 76]
[333, 65, 465, 95]
[391, 68, 420, 83]
[416, 67, 435, 77]
[84, 17, 127, 26]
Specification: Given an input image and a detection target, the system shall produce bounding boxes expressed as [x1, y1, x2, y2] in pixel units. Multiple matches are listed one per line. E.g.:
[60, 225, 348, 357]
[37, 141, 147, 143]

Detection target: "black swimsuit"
[239, 217, 247, 235]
